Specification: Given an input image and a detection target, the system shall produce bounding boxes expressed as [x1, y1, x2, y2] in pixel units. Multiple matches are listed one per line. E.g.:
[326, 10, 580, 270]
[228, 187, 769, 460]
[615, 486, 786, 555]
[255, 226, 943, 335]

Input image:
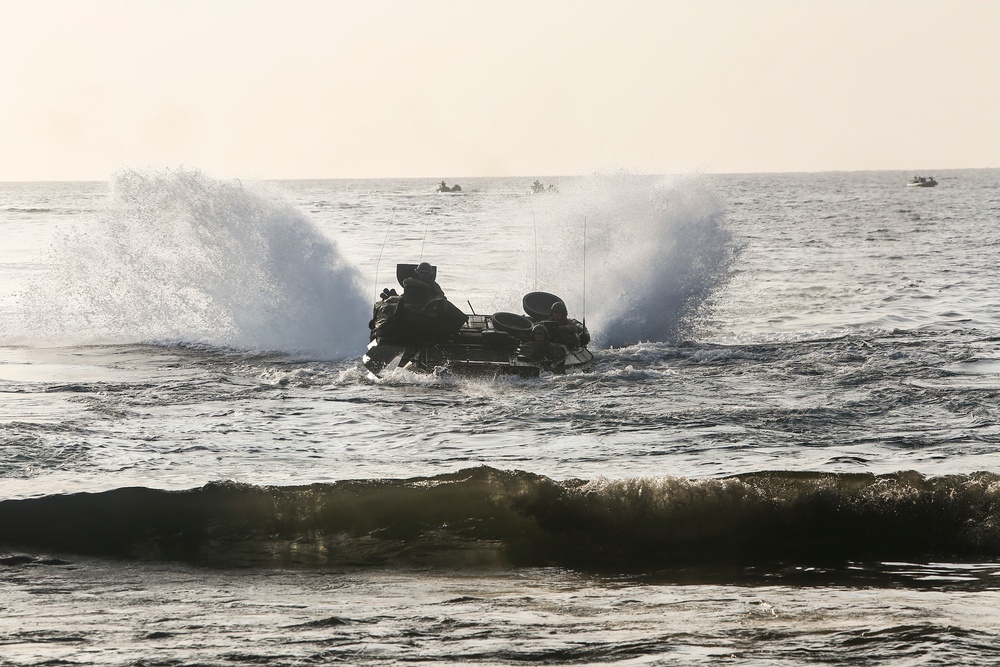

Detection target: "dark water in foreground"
[5, 468, 1000, 569]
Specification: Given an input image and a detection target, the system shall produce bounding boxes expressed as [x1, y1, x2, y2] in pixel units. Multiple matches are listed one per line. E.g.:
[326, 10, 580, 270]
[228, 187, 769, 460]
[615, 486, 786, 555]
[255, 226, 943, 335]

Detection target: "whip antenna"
[419, 218, 431, 262]
[532, 211, 538, 291]
[373, 209, 396, 298]
[583, 215, 587, 325]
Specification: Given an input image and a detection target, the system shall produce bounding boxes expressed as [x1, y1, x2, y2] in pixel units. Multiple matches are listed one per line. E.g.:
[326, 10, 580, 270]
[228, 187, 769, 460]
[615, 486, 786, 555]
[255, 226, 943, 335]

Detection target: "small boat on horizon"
[907, 175, 938, 187]
[528, 179, 559, 194]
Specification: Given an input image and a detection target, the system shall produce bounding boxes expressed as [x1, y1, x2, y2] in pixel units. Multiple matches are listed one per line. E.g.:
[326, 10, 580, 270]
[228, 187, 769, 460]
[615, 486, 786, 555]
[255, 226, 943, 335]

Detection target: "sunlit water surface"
[2, 170, 1000, 665]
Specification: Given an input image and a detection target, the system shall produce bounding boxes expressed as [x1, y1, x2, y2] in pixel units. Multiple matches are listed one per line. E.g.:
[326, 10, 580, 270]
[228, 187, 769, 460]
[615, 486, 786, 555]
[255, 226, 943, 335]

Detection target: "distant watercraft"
[528, 179, 558, 194]
[907, 176, 937, 187]
[436, 181, 463, 193]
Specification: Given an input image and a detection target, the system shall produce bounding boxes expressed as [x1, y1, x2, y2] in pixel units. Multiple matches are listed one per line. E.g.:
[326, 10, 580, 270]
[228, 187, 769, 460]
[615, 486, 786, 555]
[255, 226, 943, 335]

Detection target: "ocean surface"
[2, 168, 1000, 665]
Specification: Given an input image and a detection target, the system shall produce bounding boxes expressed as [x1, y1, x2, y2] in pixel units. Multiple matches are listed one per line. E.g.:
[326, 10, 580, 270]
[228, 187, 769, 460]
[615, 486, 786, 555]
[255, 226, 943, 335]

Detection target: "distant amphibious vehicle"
[364, 264, 592, 378]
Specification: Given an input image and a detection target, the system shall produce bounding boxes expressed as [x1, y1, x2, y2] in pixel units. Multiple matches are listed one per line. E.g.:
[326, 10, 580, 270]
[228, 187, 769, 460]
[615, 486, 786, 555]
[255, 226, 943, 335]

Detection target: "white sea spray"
[518, 173, 737, 346]
[14, 168, 369, 358]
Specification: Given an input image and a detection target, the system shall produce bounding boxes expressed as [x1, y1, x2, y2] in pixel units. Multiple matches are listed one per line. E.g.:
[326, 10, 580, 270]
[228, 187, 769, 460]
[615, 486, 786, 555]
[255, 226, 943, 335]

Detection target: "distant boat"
[528, 179, 558, 194]
[436, 181, 463, 193]
[907, 176, 937, 187]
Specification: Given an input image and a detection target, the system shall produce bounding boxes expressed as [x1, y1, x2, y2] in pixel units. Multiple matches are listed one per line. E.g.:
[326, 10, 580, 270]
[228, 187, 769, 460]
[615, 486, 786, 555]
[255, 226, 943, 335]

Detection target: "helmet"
[531, 324, 548, 339]
[550, 301, 567, 316]
[415, 262, 433, 278]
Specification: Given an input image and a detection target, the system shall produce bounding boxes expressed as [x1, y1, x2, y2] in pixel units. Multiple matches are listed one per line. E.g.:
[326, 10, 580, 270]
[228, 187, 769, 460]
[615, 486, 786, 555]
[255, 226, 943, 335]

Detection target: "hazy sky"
[2, 0, 997, 181]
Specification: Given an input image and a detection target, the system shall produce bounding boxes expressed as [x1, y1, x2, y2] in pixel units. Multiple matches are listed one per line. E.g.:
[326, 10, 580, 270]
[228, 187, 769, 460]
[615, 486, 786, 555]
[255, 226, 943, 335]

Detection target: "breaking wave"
[3, 466, 998, 569]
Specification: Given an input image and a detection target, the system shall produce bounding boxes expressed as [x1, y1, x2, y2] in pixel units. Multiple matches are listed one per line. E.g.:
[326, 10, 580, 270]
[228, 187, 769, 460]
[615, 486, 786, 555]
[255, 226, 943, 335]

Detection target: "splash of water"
[528, 174, 737, 347]
[17, 168, 370, 359]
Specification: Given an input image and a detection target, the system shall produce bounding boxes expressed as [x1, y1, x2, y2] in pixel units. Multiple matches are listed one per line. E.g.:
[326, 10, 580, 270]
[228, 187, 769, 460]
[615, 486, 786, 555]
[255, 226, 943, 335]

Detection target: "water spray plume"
[16, 168, 370, 359]
[535, 174, 736, 346]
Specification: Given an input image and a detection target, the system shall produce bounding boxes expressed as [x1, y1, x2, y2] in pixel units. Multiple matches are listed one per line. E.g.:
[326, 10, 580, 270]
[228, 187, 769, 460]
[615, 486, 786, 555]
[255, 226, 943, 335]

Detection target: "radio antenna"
[583, 215, 587, 326]
[532, 211, 538, 290]
[419, 218, 431, 262]
[373, 209, 396, 298]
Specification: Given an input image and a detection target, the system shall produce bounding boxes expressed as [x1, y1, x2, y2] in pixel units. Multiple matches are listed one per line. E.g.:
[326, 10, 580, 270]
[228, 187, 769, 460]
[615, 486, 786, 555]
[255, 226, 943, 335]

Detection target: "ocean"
[2, 168, 1000, 665]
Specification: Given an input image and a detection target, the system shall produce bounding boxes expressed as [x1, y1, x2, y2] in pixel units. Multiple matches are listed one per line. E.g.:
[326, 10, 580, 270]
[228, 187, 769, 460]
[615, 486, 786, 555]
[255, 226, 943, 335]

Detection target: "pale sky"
[2, 0, 997, 181]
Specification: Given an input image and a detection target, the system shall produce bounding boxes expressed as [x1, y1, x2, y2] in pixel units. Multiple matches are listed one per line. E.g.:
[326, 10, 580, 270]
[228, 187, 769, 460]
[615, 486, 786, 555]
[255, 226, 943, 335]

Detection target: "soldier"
[401, 262, 445, 312]
[545, 301, 590, 348]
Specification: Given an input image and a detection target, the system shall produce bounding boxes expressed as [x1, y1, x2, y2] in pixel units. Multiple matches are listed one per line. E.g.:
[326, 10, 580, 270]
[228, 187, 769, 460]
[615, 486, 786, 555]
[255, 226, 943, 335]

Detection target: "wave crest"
[3, 467, 999, 569]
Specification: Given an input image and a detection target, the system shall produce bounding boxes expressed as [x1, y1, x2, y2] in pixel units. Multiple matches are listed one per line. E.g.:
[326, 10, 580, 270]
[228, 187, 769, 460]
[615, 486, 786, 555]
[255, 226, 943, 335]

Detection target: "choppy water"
[2, 168, 1000, 665]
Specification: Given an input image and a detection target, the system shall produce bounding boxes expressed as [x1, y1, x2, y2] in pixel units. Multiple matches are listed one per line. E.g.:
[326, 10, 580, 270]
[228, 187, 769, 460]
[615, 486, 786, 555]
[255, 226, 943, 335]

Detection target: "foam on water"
[12, 169, 370, 359]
